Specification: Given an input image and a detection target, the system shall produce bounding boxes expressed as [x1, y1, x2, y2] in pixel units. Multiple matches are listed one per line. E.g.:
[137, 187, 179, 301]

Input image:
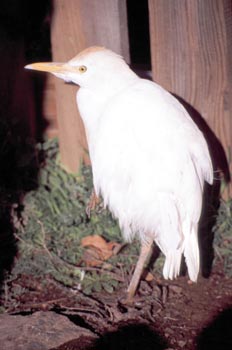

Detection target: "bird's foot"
[119, 289, 151, 307]
[119, 281, 142, 306]
[119, 292, 136, 307]
[121, 239, 154, 305]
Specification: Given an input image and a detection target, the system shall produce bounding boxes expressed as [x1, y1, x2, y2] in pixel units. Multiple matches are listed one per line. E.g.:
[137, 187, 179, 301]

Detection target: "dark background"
[0, 0, 151, 284]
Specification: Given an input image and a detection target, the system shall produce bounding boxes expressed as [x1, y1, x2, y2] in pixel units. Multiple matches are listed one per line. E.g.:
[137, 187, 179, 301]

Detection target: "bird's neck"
[77, 69, 139, 135]
[90, 70, 139, 100]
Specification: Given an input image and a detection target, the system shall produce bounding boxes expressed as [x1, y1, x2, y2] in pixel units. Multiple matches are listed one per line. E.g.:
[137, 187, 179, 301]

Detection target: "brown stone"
[0, 311, 97, 350]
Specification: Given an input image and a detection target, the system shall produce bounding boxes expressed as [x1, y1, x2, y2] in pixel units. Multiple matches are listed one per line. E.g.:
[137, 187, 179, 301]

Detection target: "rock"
[0, 311, 97, 350]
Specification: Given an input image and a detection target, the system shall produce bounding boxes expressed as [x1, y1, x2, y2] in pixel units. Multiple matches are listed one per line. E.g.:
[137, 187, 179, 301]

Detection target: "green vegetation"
[10, 138, 140, 295]
[1, 138, 231, 303]
[213, 198, 232, 276]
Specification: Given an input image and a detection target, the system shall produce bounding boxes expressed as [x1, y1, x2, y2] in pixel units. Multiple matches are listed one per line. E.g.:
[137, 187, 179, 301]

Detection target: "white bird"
[26, 46, 213, 302]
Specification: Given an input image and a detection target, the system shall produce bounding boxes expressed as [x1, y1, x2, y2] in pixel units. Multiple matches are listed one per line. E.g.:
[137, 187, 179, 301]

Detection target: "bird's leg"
[86, 189, 100, 218]
[126, 238, 153, 303]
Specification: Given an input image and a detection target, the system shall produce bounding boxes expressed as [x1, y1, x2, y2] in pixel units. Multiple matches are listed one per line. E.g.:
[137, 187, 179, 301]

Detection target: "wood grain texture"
[149, 0, 232, 197]
[51, 0, 129, 172]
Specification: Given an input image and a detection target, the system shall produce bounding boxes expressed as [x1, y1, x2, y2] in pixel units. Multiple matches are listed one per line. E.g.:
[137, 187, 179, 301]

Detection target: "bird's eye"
[78, 65, 87, 73]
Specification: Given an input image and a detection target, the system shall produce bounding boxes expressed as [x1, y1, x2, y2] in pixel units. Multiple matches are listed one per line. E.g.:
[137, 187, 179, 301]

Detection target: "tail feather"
[162, 223, 200, 282]
[163, 250, 182, 280]
[183, 224, 200, 282]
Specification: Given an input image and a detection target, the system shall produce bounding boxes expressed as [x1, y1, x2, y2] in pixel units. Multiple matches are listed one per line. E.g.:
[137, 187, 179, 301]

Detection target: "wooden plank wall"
[44, 0, 231, 196]
[148, 0, 232, 197]
[50, 0, 129, 173]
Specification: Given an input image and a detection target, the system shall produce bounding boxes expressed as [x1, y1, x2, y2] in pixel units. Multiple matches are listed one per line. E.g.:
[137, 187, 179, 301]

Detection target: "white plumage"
[26, 46, 213, 300]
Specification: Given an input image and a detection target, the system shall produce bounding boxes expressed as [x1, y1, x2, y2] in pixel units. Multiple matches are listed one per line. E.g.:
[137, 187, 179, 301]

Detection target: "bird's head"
[25, 46, 137, 92]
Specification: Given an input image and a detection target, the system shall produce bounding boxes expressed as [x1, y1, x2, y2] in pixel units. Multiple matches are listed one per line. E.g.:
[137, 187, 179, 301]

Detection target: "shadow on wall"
[0, 0, 51, 285]
[174, 95, 230, 279]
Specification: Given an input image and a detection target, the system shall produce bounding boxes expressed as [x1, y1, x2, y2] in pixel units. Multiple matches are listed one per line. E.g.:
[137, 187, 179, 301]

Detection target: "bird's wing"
[93, 79, 213, 223]
[98, 78, 213, 187]
[133, 80, 213, 181]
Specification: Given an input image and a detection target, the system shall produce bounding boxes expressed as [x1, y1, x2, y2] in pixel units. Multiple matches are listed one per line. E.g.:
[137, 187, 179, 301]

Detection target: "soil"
[1, 261, 232, 350]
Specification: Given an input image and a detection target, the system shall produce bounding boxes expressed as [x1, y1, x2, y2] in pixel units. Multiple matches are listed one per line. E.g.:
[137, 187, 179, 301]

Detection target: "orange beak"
[24, 62, 66, 73]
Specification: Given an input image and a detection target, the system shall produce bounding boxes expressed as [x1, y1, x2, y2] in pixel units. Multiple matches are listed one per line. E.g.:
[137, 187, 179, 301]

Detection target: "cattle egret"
[25, 47, 213, 302]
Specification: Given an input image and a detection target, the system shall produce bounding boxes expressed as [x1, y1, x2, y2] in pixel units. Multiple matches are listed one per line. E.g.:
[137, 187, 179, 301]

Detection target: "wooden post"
[148, 0, 232, 198]
[51, 0, 129, 173]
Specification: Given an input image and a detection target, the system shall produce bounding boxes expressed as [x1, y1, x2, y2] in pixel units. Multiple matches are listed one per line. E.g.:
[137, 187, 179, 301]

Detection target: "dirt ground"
[2, 260, 232, 350]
